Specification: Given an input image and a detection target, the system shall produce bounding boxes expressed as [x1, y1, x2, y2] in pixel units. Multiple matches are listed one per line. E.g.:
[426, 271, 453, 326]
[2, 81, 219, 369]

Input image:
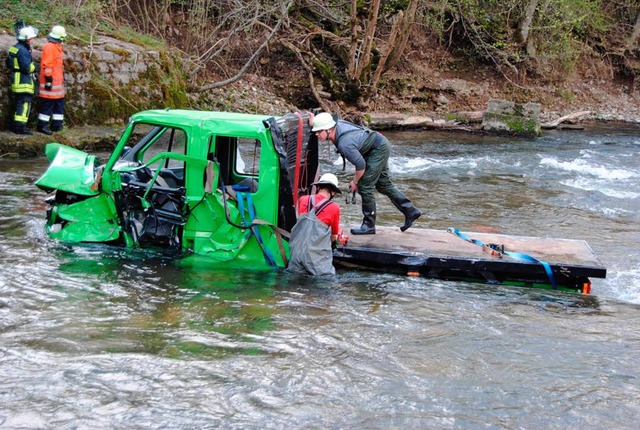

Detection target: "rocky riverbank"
[1, 101, 638, 159]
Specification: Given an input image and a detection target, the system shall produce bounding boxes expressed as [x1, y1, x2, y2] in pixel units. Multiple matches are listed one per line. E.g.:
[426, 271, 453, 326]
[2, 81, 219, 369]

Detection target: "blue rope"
[447, 227, 557, 289]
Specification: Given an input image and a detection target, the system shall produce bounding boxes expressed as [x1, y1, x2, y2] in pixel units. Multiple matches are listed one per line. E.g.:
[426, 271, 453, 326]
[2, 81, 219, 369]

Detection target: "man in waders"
[310, 112, 421, 235]
[37, 25, 67, 135]
[287, 173, 345, 276]
[5, 25, 38, 135]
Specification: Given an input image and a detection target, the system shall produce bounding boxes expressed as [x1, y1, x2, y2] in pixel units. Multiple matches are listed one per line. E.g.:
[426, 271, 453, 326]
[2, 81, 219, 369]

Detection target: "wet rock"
[482, 99, 541, 136]
[436, 94, 450, 106]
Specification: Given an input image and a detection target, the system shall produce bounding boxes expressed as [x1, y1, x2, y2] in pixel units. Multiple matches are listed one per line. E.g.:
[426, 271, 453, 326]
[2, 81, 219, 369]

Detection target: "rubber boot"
[351, 202, 376, 235]
[51, 121, 63, 132]
[14, 123, 33, 135]
[37, 120, 53, 135]
[391, 195, 422, 232]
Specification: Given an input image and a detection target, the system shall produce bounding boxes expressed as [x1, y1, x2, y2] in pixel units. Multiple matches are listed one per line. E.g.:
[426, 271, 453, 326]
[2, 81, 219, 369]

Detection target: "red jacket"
[39, 41, 64, 99]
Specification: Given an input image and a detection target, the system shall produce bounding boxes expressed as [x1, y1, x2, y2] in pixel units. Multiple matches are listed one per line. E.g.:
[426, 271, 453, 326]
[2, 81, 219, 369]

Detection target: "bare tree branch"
[197, 0, 294, 92]
[280, 40, 333, 112]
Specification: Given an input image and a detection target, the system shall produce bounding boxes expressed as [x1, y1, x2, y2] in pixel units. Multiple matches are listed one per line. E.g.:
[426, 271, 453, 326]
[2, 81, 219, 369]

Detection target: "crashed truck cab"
[35, 109, 318, 267]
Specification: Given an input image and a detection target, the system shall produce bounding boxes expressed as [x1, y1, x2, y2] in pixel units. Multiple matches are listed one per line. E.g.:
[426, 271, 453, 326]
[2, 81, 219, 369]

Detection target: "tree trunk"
[627, 10, 640, 49]
[518, 0, 539, 44]
[384, 0, 419, 72]
[356, 0, 418, 106]
[347, 0, 381, 81]
[518, 0, 539, 57]
[347, 0, 359, 79]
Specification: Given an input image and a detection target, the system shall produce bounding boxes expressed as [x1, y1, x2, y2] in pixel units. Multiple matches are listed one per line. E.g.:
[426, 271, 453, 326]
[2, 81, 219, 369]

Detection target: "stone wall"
[0, 34, 187, 130]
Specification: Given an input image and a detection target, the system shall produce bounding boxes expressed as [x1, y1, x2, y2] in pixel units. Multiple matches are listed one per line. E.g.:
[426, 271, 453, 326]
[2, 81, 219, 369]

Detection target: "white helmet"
[49, 25, 67, 40]
[17, 26, 38, 41]
[312, 173, 342, 194]
[311, 112, 336, 132]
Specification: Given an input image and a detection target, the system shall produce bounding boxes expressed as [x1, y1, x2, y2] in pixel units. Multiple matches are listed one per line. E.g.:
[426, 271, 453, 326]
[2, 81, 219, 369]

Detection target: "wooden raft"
[333, 227, 607, 291]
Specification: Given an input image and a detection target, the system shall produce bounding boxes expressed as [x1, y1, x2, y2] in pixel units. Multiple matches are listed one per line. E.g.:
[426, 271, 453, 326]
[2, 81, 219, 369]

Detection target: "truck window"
[213, 136, 260, 191]
[141, 127, 187, 170]
[236, 138, 260, 176]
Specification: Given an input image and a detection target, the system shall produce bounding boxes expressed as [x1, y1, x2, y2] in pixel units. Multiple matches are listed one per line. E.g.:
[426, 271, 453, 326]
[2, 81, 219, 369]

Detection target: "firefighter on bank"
[37, 25, 67, 135]
[5, 25, 38, 135]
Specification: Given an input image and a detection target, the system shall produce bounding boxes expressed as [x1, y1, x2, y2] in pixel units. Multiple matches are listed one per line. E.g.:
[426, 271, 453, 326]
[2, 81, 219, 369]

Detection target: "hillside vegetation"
[2, 0, 639, 122]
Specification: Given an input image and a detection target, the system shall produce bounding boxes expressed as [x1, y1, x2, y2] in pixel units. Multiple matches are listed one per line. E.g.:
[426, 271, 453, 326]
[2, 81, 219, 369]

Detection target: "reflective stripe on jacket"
[6, 42, 36, 94]
[39, 40, 65, 99]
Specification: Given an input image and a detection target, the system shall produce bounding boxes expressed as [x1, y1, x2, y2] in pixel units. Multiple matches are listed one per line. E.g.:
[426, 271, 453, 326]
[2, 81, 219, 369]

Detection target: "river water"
[1, 123, 639, 429]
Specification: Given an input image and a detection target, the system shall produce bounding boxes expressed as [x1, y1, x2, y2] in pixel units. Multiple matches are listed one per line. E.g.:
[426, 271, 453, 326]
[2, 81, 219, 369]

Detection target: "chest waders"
[286, 197, 336, 276]
[349, 133, 422, 235]
[335, 124, 422, 235]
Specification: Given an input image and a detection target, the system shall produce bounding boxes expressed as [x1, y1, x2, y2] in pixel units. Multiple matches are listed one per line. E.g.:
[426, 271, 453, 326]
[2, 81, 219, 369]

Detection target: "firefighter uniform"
[5, 35, 37, 134]
[37, 26, 66, 135]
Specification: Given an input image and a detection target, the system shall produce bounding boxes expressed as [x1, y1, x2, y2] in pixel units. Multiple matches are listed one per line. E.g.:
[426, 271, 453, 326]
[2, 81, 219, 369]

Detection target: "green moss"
[155, 51, 190, 108]
[558, 88, 576, 103]
[59, 43, 189, 126]
[104, 45, 132, 58]
[504, 117, 540, 136]
[108, 27, 166, 51]
[312, 59, 337, 82]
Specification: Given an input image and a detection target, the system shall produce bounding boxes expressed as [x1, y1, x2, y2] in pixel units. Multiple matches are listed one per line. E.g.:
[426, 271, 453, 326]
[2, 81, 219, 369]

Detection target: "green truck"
[36, 109, 318, 268]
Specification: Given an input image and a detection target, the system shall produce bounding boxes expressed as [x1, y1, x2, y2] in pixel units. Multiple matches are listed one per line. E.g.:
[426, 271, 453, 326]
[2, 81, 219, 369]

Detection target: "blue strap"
[232, 185, 277, 266]
[447, 227, 557, 289]
[246, 192, 256, 222]
[235, 190, 247, 226]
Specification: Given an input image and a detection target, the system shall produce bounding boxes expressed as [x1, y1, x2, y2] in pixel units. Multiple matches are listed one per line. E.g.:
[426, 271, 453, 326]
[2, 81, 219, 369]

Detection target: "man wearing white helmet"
[37, 25, 67, 135]
[310, 112, 422, 235]
[5, 25, 39, 134]
[287, 173, 344, 276]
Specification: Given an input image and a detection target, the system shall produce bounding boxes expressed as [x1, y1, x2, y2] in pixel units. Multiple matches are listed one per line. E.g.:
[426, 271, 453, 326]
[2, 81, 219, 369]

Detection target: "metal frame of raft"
[333, 227, 606, 294]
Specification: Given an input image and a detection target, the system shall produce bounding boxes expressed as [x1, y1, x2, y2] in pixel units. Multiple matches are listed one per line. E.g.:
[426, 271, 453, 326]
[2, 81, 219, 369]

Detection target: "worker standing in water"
[288, 173, 344, 276]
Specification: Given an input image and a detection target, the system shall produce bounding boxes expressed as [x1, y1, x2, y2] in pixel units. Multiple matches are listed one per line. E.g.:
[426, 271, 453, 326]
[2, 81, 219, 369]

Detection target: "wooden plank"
[345, 227, 604, 268]
[335, 227, 607, 288]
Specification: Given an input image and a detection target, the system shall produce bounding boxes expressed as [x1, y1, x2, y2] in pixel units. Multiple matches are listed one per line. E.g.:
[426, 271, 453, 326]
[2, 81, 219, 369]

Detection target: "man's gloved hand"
[44, 76, 53, 90]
